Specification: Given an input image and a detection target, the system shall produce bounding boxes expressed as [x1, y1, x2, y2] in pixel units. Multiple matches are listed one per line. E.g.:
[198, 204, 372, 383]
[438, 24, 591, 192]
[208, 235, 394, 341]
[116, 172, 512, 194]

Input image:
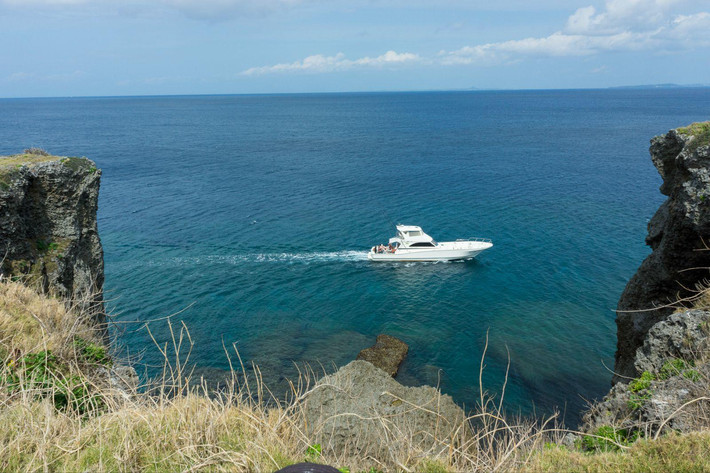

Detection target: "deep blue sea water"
[2, 89, 709, 424]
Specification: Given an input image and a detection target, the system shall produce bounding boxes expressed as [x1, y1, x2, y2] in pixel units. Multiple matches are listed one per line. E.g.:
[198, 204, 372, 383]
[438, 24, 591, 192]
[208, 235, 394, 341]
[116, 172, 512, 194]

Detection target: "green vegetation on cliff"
[0, 152, 96, 190]
[0, 152, 59, 169]
[677, 121, 710, 151]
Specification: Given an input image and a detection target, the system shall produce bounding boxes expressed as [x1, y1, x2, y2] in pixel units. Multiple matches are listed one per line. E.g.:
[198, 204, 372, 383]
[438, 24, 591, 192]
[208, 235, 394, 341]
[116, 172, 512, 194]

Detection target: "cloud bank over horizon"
[241, 0, 710, 75]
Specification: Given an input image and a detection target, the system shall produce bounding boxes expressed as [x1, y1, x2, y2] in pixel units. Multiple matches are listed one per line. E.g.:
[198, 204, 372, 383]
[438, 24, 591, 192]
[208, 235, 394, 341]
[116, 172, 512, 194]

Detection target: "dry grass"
[0, 153, 61, 169]
[0, 278, 100, 358]
[677, 121, 710, 152]
[669, 275, 710, 314]
[524, 431, 710, 472]
[3, 277, 710, 472]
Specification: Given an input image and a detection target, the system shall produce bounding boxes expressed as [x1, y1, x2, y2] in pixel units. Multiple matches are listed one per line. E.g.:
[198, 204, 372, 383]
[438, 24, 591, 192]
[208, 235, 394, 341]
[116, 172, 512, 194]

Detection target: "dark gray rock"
[615, 124, 710, 383]
[302, 360, 468, 457]
[583, 382, 639, 431]
[0, 155, 104, 327]
[356, 334, 409, 377]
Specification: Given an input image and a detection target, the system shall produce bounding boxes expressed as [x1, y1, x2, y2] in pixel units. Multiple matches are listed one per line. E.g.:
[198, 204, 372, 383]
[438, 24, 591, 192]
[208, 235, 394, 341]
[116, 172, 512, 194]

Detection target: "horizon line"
[2, 83, 709, 101]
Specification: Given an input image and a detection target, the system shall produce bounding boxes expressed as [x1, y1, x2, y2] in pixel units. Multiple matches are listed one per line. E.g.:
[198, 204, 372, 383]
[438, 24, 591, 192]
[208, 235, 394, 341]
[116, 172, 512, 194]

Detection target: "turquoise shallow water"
[1, 89, 709, 424]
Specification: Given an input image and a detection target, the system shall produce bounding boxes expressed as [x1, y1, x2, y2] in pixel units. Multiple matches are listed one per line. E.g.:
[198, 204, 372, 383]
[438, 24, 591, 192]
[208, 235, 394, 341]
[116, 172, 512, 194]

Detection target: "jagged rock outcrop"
[615, 122, 710, 383]
[302, 360, 468, 457]
[356, 334, 409, 377]
[634, 309, 710, 375]
[0, 153, 104, 325]
[585, 308, 710, 435]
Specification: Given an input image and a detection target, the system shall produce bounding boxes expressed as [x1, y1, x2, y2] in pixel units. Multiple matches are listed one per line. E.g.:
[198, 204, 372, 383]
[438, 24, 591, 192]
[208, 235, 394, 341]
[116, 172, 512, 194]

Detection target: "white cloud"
[439, 0, 709, 65]
[564, 0, 686, 35]
[241, 50, 422, 76]
[667, 11, 710, 45]
[236, 1, 710, 75]
[439, 30, 655, 65]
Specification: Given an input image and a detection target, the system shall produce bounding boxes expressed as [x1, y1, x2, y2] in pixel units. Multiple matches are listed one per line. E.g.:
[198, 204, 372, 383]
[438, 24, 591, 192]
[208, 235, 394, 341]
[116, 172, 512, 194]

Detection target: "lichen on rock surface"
[615, 122, 710, 383]
[0, 153, 104, 326]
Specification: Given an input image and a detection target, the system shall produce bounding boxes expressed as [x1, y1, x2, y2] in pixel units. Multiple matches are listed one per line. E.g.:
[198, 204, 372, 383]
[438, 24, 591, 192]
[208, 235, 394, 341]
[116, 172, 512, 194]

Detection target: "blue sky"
[1, 0, 709, 97]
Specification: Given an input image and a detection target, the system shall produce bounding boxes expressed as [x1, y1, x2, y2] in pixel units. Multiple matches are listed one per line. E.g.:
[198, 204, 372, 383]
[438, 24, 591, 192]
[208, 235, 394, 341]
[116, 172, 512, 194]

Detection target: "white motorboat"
[368, 225, 493, 262]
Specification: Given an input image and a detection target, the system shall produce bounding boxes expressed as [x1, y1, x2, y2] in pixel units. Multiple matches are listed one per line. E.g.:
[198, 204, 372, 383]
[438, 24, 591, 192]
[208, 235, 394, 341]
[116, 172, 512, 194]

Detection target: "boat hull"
[367, 241, 492, 262]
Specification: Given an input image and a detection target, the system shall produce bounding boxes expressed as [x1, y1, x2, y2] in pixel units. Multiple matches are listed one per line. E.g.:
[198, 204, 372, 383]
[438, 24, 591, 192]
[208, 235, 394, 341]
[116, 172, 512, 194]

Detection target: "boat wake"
[251, 251, 369, 263]
[143, 251, 370, 267]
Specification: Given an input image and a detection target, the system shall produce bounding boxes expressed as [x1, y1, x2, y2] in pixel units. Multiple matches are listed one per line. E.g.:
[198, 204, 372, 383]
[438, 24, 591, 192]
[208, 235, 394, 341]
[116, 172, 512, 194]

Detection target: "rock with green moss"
[0, 153, 104, 326]
[585, 308, 710, 436]
[634, 309, 710, 375]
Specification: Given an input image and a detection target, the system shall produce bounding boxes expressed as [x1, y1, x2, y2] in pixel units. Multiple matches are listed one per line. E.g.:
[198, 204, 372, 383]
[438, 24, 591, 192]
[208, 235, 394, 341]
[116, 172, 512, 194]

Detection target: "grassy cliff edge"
[2, 277, 710, 472]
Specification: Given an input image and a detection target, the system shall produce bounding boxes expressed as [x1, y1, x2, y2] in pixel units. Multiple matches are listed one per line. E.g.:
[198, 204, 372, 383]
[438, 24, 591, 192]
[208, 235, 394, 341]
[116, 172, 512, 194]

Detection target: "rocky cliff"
[585, 307, 710, 436]
[615, 122, 710, 383]
[0, 151, 104, 325]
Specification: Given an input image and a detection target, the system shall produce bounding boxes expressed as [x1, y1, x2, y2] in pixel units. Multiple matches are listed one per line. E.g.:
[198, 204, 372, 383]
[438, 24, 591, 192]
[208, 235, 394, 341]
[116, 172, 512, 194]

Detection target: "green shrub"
[628, 392, 653, 410]
[305, 443, 322, 459]
[684, 369, 701, 382]
[629, 371, 654, 393]
[73, 337, 112, 366]
[581, 425, 640, 452]
[2, 350, 103, 415]
[657, 358, 702, 382]
[659, 358, 694, 380]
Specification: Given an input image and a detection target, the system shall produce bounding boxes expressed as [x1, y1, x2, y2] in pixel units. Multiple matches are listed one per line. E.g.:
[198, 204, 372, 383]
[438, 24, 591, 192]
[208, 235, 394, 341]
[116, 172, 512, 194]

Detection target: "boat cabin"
[390, 225, 437, 248]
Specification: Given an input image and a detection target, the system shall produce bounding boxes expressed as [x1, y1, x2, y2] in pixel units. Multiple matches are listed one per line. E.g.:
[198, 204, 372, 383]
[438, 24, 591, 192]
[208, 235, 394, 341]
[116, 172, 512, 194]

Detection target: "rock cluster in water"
[0, 153, 105, 324]
[615, 123, 710, 382]
[356, 334, 409, 377]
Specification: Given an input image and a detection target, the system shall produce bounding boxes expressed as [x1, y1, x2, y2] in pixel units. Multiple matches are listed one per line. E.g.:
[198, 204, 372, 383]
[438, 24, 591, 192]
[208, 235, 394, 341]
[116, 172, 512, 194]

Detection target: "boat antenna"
[385, 213, 398, 229]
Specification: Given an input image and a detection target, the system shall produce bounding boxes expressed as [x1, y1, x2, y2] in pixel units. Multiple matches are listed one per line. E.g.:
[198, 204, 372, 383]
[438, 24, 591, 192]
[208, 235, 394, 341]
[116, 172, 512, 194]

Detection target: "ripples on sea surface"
[2, 89, 709, 424]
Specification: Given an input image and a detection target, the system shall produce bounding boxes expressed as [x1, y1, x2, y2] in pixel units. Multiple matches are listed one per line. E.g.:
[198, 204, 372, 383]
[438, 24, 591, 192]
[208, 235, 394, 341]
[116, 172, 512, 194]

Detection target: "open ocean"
[2, 89, 709, 424]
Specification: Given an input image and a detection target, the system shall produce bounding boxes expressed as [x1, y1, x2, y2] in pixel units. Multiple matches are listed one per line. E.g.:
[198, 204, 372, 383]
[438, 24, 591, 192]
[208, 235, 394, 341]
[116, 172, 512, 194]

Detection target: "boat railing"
[456, 238, 493, 243]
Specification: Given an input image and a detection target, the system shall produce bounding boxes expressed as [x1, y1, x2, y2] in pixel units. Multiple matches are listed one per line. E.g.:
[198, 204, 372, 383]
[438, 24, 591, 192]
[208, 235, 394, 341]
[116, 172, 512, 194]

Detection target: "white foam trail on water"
[143, 251, 369, 267]
[250, 251, 369, 263]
